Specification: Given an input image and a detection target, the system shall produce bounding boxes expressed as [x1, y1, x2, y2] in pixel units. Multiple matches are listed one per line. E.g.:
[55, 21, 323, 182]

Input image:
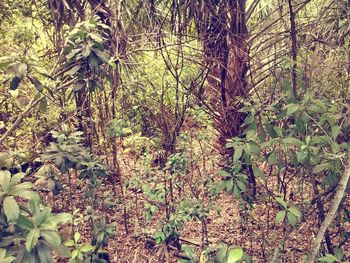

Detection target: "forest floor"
[40, 153, 350, 263]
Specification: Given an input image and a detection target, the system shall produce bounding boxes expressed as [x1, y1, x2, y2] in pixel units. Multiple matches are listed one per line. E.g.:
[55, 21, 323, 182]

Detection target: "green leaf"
[9, 172, 26, 186]
[26, 228, 40, 252]
[227, 247, 243, 263]
[10, 76, 21, 90]
[297, 150, 308, 163]
[282, 137, 303, 146]
[214, 245, 228, 263]
[16, 214, 35, 229]
[71, 250, 79, 260]
[317, 253, 339, 263]
[11, 182, 34, 194]
[226, 179, 234, 192]
[41, 231, 61, 247]
[249, 142, 260, 155]
[236, 180, 246, 192]
[313, 162, 333, 173]
[0, 248, 15, 263]
[268, 151, 278, 165]
[0, 248, 5, 259]
[74, 232, 81, 243]
[93, 49, 110, 63]
[287, 212, 298, 226]
[15, 190, 39, 200]
[286, 103, 300, 116]
[233, 147, 243, 161]
[14, 63, 28, 78]
[39, 98, 48, 112]
[266, 123, 278, 138]
[4, 196, 19, 221]
[275, 211, 286, 224]
[334, 247, 344, 261]
[0, 170, 11, 191]
[51, 213, 72, 224]
[276, 197, 288, 209]
[289, 207, 302, 218]
[305, 135, 311, 146]
[82, 44, 91, 57]
[218, 170, 231, 178]
[66, 48, 81, 59]
[37, 243, 52, 263]
[64, 65, 81, 76]
[233, 184, 241, 199]
[79, 244, 94, 252]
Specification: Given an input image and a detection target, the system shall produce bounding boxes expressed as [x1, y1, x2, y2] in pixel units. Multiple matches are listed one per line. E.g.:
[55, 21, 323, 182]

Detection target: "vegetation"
[0, 0, 349, 262]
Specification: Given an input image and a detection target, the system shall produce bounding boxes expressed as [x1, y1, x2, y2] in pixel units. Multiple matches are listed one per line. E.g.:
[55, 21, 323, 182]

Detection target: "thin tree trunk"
[308, 155, 350, 262]
[288, 0, 298, 99]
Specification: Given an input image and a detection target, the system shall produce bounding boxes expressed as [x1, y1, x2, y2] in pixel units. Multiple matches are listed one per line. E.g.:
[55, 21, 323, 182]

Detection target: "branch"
[0, 94, 41, 146]
[308, 153, 350, 262]
[0, 78, 77, 146]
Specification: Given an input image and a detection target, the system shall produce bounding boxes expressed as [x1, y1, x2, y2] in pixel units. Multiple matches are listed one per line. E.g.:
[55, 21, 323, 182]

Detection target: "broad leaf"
[233, 147, 243, 161]
[227, 247, 243, 263]
[64, 65, 81, 76]
[51, 213, 72, 224]
[287, 212, 298, 226]
[282, 137, 303, 146]
[286, 103, 300, 116]
[0, 170, 11, 191]
[275, 211, 286, 224]
[26, 228, 40, 252]
[289, 207, 302, 218]
[14, 63, 28, 78]
[41, 231, 61, 247]
[16, 214, 35, 229]
[79, 244, 94, 252]
[37, 243, 52, 263]
[4, 196, 19, 221]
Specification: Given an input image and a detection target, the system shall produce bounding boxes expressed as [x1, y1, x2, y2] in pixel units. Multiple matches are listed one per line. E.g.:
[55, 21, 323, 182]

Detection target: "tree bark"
[204, 0, 249, 158]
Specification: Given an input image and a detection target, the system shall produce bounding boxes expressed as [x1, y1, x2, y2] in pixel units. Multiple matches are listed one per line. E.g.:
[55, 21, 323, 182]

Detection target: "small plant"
[92, 218, 116, 250]
[65, 232, 95, 263]
[0, 195, 71, 262]
[34, 164, 63, 195]
[202, 243, 250, 263]
[275, 197, 302, 226]
[0, 170, 38, 222]
[218, 164, 249, 200]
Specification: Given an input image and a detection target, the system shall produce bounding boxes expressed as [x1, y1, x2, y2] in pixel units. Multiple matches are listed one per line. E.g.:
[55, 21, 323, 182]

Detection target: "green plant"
[0, 54, 52, 93]
[65, 232, 95, 263]
[218, 164, 249, 200]
[62, 15, 114, 80]
[34, 164, 63, 195]
[202, 244, 250, 263]
[0, 197, 71, 262]
[178, 245, 198, 263]
[275, 197, 302, 226]
[91, 218, 116, 249]
[0, 170, 38, 222]
[0, 248, 15, 263]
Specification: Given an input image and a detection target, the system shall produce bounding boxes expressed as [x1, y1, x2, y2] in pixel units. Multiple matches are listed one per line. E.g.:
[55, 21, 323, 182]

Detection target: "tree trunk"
[204, 0, 249, 158]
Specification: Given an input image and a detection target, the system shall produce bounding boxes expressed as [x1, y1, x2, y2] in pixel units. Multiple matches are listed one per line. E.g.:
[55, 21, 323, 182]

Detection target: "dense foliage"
[0, 0, 349, 262]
